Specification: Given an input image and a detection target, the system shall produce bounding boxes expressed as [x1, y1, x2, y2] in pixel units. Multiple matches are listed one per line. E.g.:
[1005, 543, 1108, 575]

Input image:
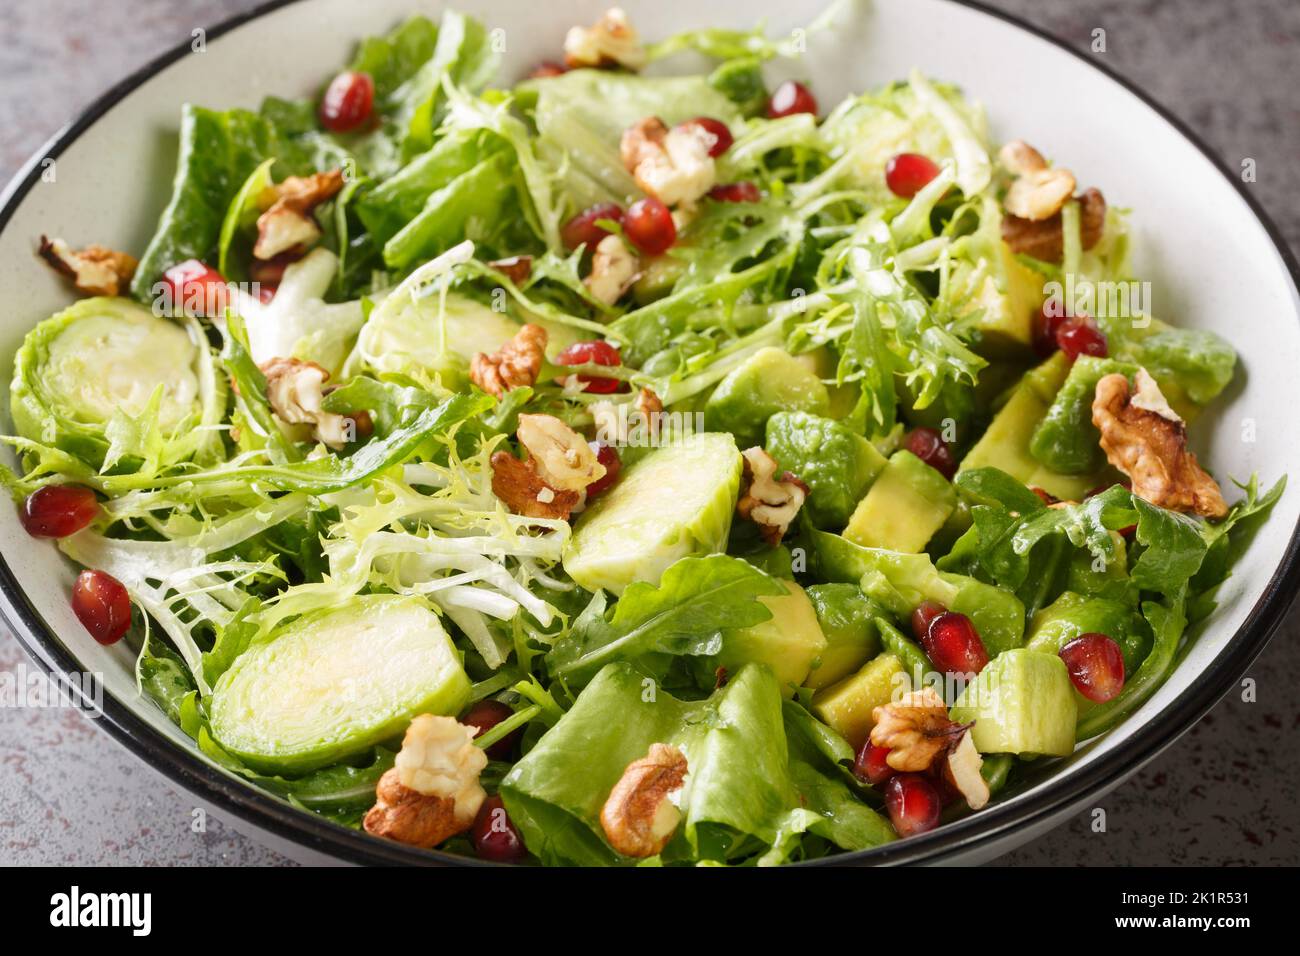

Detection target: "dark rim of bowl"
[1, 0, 1297, 868]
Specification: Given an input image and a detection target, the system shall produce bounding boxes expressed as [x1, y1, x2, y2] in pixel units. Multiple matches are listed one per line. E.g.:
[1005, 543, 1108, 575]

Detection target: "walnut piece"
[563, 7, 647, 70]
[584, 234, 640, 305]
[254, 169, 345, 260]
[470, 323, 547, 397]
[620, 116, 716, 208]
[599, 743, 688, 858]
[259, 357, 354, 449]
[38, 236, 137, 297]
[1092, 371, 1228, 518]
[516, 413, 606, 492]
[869, 687, 970, 773]
[999, 139, 1077, 221]
[941, 730, 990, 810]
[736, 446, 808, 546]
[490, 450, 581, 520]
[362, 714, 487, 848]
[1001, 186, 1106, 262]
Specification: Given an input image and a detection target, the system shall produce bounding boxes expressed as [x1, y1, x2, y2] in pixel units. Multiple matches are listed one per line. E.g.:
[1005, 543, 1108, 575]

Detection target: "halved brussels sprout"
[9, 297, 208, 465]
[351, 288, 582, 382]
[209, 594, 470, 774]
[563, 432, 742, 595]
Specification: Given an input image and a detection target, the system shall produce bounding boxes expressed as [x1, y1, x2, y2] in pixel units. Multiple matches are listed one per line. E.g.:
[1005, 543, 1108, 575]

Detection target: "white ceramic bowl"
[2, 0, 1297, 865]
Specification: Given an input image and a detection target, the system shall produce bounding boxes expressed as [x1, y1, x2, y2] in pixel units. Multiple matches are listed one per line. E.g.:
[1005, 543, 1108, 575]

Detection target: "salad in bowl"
[4, 5, 1283, 866]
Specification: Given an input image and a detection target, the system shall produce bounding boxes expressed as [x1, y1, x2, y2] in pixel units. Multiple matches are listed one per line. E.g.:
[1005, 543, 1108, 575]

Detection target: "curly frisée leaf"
[547, 554, 787, 687]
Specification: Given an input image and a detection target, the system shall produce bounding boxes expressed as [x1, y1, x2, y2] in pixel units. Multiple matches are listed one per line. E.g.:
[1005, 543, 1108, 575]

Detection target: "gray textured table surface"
[2, 0, 1297, 866]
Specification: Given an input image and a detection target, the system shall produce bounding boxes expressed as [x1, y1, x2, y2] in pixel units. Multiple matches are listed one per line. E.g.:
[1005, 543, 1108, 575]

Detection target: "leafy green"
[547, 555, 786, 687]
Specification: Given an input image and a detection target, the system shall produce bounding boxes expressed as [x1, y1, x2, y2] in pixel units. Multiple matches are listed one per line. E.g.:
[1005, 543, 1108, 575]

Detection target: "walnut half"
[620, 116, 716, 208]
[563, 7, 647, 70]
[471, 323, 548, 397]
[38, 236, 137, 297]
[259, 357, 354, 449]
[869, 687, 970, 773]
[254, 169, 345, 260]
[600, 743, 688, 858]
[1001, 186, 1106, 263]
[363, 715, 487, 849]
[737, 447, 808, 546]
[1092, 370, 1228, 518]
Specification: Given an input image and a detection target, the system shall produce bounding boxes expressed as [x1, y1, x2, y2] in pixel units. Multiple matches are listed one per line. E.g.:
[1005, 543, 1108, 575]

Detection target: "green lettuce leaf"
[547, 554, 786, 687]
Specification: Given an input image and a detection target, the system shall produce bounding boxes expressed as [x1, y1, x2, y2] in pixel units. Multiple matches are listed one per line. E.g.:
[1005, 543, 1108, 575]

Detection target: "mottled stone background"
[1, 0, 1296, 866]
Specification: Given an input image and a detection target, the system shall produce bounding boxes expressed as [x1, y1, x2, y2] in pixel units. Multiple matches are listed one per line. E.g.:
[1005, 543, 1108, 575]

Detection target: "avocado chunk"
[703, 346, 830, 447]
[1030, 356, 1139, 474]
[809, 528, 1025, 655]
[950, 649, 1077, 756]
[711, 582, 828, 696]
[765, 411, 887, 528]
[957, 237, 1045, 355]
[843, 451, 957, 553]
[811, 653, 910, 749]
[959, 354, 1114, 500]
[563, 432, 742, 595]
[209, 595, 471, 774]
[804, 584, 884, 689]
[1026, 591, 1151, 675]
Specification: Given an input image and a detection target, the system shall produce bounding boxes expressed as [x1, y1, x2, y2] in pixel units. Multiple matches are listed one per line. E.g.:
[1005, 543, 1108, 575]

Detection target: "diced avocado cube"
[811, 653, 909, 750]
[703, 346, 830, 447]
[563, 432, 742, 595]
[950, 649, 1077, 756]
[843, 451, 956, 553]
[959, 354, 1113, 500]
[765, 411, 887, 528]
[1026, 591, 1151, 675]
[713, 582, 828, 696]
[1030, 356, 1139, 474]
[959, 240, 1045, 355]
[803, 584, 883, 689]
[809, 529, 1025, 656]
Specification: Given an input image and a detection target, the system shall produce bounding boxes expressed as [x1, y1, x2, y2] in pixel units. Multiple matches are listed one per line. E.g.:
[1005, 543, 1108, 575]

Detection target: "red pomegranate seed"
[767, 80, 818, 118]
[554, 340, 623, 394]
[585, 443, 623, 499]
[319, 71, 375, 133]
[529, 61, 568, 79]
[677, 116, 733, 157]
[162, 259, 227, 316]
[462, 699, 521, 760]
[708, 181, 761, 203]
[20, 485, 99, 538]
[884, 773, 943, 838]
[854, 741, 896, 786]
[885, 152, 942, 199]
[488, 255, 533, 285]
[922, 611, 989, 676]
[1033, 303, 1069, 357]
[472, 795, 527, 863]
[562, 202, 624, 251]
[904, 427, 956, 480]
[910, 600, 947, 643]
[71, 570, 131, 645]
[1055, 316, 1108, 362]
[1059, 633, 1126, 703]
[623, 198, 676, 255]
[257, 284, 277, 304]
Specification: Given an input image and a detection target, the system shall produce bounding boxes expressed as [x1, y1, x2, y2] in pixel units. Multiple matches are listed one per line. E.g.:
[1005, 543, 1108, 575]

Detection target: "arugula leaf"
[1130, 497, 1208, 592]
[546, 555, 786, 687]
